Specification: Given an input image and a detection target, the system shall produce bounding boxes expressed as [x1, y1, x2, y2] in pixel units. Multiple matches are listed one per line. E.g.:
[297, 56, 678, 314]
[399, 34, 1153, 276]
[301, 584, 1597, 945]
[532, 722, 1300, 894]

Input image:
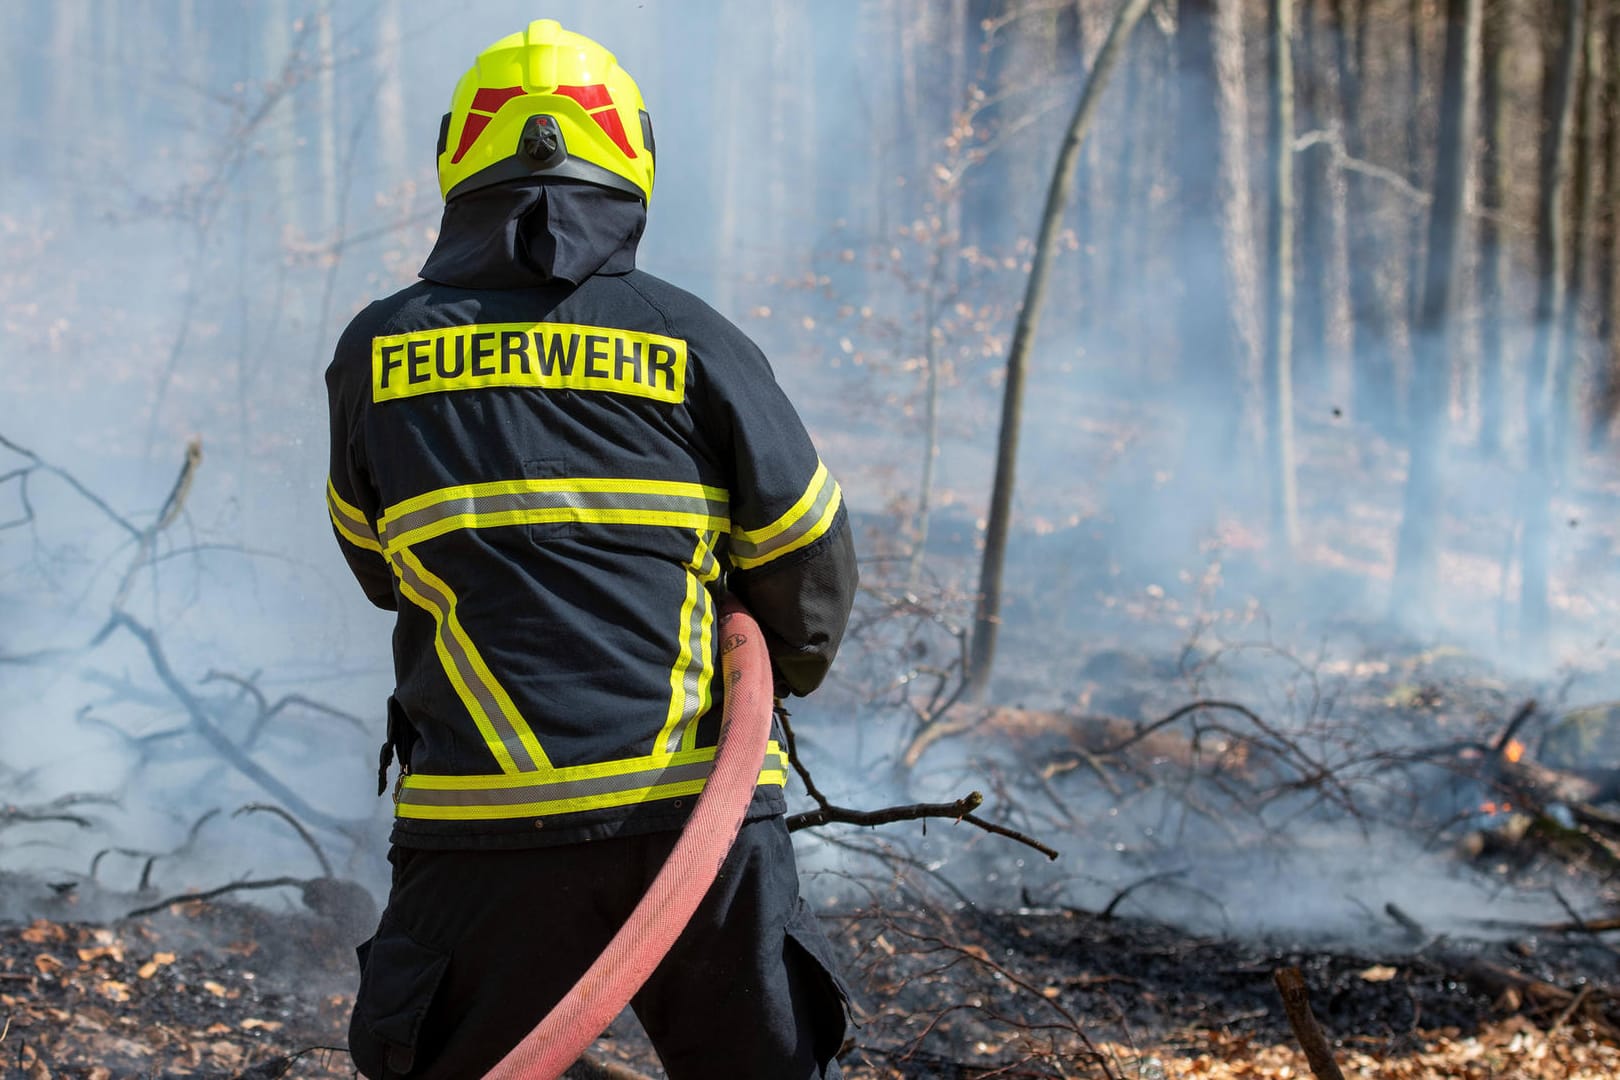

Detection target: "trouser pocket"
[349, 924, 450, 1078]
[783, 898, 856, 1072]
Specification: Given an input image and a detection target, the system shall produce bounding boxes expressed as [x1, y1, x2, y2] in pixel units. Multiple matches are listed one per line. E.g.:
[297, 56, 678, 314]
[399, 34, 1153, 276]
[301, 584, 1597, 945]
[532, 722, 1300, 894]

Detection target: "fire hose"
[484, 596, 775, 1080]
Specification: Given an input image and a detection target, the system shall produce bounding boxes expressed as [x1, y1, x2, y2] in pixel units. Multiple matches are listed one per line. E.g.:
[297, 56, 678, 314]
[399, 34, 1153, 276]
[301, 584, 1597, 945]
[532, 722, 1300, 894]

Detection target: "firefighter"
[325, 20, 858, 1079]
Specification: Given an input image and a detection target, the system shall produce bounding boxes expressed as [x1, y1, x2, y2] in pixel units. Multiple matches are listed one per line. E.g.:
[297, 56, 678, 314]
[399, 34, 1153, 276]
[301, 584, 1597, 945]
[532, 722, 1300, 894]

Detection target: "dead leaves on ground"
[1, 915, 351, 1077]
[1136, 1019, 1620, 1079]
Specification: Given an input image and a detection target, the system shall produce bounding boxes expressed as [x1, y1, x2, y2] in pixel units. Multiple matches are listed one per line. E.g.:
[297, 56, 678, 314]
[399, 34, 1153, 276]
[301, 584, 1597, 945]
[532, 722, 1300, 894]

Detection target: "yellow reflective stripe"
[730, 466, 842, 570]
[390, 549, 549, 773]
[694, 529, 722, 584]
[656, 533, 706, 756]
[327, 479, 381, 553]
[681, 530, 721, 752]
[376, 478, 730, 557]
[395, 743, 790, 820]
[732, 461, 829, 546]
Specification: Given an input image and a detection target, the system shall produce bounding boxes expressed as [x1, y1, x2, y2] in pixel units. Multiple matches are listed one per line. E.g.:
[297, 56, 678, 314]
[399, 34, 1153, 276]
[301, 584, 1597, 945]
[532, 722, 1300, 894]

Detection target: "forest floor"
[3, 882, 1618, 1079]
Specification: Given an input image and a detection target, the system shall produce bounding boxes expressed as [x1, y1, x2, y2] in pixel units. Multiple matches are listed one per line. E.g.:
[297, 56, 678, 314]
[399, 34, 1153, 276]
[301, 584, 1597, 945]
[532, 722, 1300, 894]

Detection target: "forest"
[3, 0, 1620, 1076]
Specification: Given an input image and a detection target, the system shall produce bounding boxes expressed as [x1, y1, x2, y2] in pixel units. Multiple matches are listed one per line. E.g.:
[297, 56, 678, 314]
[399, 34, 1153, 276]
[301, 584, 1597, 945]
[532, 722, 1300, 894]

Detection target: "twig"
[1099, 869, 1187, 919]
[1551, 985, 1594, 1034]
[788, 790, 986, 831]
[111, 437, 203, 610]
[781, 707, 1059, 859]
[1272, 967, 1348, 1080]
[90, 809, 222, 889]
[1294, 128, 1432, 207]
[0, 809, 94, 830]
[1467, 914, 1620, 934]
[1492, 699, 1538, 757]
[235, 803, 334, 878]
[125, 875, 306, 919]
[1384, 902, 1427, 941]
[0, 432, 142, 540]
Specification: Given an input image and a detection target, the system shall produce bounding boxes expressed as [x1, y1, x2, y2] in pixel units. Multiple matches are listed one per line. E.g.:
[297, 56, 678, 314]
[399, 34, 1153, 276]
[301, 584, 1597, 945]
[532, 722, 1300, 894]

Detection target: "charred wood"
[1273, 966, 1348, 1080]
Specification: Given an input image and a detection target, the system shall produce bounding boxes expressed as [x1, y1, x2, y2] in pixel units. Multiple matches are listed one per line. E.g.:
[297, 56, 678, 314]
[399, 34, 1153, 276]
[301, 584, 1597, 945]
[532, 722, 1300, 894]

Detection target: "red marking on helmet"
[471, 85, 528, 114]
[450, 114, 492, 164]
[449, 85, 527, 164]
[553, 83, 613, 111]
[555, 84, 639, 159]
[589, 108, 637, 159]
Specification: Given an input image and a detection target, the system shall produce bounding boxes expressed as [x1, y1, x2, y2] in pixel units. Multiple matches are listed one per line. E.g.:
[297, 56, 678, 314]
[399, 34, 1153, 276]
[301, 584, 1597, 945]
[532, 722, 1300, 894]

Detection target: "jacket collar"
[420, 178, 645, 289]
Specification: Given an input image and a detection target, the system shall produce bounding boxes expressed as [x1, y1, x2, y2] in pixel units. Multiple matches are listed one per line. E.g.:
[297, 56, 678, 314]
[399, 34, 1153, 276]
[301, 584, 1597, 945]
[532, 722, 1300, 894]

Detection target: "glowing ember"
[1505, 739, 1526, 763]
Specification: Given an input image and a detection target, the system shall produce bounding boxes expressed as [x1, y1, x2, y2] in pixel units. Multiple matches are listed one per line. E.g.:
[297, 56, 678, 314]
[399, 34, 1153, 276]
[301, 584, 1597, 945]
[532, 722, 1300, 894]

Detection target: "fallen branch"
[125, 875, 306, 919]
[104, 611, 358, 837]
[90, 807, 221, 889]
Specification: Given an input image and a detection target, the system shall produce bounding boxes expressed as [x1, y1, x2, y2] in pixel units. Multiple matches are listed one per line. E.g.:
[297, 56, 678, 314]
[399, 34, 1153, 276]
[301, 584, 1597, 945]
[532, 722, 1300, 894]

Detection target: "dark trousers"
[348, 816, 850, 1079]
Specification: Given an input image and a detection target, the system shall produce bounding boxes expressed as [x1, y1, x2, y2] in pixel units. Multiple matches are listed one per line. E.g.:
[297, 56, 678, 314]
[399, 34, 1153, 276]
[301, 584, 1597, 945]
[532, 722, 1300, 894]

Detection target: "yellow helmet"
[436, 20, 655, 204]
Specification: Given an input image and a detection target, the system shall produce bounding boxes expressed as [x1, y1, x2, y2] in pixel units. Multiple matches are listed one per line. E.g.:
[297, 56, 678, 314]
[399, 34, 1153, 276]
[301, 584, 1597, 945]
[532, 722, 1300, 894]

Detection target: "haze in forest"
[2, 0, 1617, 938]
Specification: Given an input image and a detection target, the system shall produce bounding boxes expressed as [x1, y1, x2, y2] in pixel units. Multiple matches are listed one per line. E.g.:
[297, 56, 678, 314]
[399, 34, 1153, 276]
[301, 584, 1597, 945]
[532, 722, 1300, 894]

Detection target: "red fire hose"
[484, 596, 775, 1080]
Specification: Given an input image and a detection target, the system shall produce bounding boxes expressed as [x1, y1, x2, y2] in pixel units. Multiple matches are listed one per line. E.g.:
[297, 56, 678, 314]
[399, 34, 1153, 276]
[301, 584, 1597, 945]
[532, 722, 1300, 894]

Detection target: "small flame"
[1478, 800, 1514, 816]
[1505, 739, 1525, 764]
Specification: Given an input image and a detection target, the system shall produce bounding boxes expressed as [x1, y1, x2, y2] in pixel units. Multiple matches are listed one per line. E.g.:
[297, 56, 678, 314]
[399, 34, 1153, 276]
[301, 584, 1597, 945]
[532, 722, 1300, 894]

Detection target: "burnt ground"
[4, 877, 1620, 1079]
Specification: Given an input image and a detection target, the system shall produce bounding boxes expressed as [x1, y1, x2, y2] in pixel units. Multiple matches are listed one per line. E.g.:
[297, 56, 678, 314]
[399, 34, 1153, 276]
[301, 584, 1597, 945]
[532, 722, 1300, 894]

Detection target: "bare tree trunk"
[50, 1, 90, 139]
[374, 1, 407, 189]
[1168, 0, 1245, 508]
[1588, 0, 1620, 447]
[1390, 0, 1482, 622]
[712, 0, 748, 315]
[906, 0, 972, 584]
[1176, 2, 1243, 398]
[1404, 0, 1430, 338]
[1605, 0, 1620, 436]
[964, 0, 1154, 703]
[316, 0, 338, 237]
[1266, 0, 1301, 554]
[1217, 0, 1262, 429]
[1334, 0, 1397, 432]
[1105, 31, 1141, 337]
[263, 0, 301, 240]
[1553, 0, 1595, 474]
[1295, 0, 1334, 378]
[1520, 0, 1584, 652]
[1476, 0, 1510, 457]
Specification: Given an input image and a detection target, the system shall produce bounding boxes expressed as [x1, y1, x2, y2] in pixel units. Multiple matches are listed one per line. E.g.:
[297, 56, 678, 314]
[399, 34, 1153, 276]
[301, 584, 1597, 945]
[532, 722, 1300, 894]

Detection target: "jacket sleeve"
[325, 321, 397, 611]
[702, 324, 857, 696]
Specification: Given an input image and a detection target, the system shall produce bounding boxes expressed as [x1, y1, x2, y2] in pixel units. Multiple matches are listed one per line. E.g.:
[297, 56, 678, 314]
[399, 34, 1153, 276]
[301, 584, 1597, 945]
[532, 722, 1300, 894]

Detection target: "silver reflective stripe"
[401, 759, 717, 808]
[730, 474, 838, 563]
[383, 488, 729, 546]
[391, 554, 539, 772]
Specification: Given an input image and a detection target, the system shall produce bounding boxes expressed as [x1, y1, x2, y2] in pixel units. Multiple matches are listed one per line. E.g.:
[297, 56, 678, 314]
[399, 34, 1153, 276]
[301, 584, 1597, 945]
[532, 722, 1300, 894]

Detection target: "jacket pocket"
[783, 898, 855, 1067]
[522, 456, 579, 543]
[349, 924, 450, 1078]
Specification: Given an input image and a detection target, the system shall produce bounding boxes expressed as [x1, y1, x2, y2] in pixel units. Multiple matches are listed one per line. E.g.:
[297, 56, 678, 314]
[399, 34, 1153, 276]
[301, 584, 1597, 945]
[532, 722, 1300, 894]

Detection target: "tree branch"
[780, 706, 1059, 859]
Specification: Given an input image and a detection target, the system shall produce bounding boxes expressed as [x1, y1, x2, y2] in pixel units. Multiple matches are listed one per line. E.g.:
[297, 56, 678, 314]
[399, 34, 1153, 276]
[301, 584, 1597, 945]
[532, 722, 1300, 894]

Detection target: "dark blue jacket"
[325, 180, 856, 849]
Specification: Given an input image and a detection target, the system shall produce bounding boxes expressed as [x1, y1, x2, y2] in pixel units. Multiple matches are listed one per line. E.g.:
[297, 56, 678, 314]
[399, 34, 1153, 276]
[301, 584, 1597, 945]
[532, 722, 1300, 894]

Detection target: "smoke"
[1, 0, 1614, 950]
